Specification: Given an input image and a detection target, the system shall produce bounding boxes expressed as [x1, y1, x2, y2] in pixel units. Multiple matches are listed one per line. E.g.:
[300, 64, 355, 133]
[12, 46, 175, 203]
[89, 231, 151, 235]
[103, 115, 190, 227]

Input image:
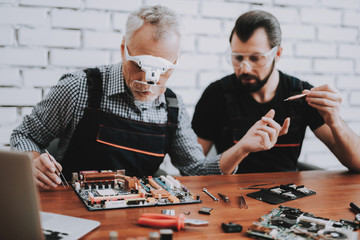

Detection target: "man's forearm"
[219, 142, 249, 174]
[329, 119, 360, 172]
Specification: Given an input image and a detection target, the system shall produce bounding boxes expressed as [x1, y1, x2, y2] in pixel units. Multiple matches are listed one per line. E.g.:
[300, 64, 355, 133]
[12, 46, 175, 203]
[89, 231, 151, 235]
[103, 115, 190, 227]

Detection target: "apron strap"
[165, 88, 179, 152]
[84, 68, 103, 109]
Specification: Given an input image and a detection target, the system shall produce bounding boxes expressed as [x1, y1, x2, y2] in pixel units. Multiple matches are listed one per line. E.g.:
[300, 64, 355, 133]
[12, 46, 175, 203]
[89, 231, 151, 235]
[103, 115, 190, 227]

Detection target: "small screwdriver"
[218, 193, 231, 204]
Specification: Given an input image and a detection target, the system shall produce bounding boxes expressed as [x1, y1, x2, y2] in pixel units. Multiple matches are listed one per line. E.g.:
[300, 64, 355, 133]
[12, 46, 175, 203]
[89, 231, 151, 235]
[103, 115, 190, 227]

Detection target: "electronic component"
[71, 170, 201, 211]
[247, 183, 316, 204]
[222, 222, 243, 233]
[159, 229, 173, 240]
[162, 209, 175, 216]
[247, 206, 359, 240]
[199, 207, 213, 215]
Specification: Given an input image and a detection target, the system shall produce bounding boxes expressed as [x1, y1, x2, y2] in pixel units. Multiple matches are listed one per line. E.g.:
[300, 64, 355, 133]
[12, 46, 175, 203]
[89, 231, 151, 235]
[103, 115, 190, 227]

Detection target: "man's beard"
[237, 61, 275, 93]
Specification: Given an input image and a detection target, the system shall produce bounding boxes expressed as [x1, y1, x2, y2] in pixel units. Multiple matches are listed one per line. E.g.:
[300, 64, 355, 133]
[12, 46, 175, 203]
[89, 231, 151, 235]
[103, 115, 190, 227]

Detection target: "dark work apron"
[61, 68, 178, 179]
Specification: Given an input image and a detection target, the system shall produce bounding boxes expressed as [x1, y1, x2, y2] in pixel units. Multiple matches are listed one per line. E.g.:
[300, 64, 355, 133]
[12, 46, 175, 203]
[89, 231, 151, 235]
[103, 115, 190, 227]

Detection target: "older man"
[192, 10, 360, 174]
[11, 5, 255, 190]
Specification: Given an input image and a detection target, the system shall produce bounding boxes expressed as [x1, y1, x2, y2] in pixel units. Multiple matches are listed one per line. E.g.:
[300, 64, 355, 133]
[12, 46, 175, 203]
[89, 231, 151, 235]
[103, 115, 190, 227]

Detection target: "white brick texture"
[182, 18, 222, 35]
[319, 0, 359, 9]
[83, 31, 123, 50]
[18, 29, 81, 48]
[52, 9, 111, 30]
[314, 59, 353, 74]
[295, 43, 336, 57]
[85, 0, 142, 11]
[0, 7, 49, 26]
[167, 71, 197, 89]
[344, 11, 360, 27]
[22, 69, 65, 87]
[19, 0, 82, 8]
[318, 27, 358, 42]
[301, 8, 342, 25]
[0, 69, 20, 86]
[50, 50, 110, 67]
[1, 1, 360, 172]
[0, 27, 15, 45]
[0, 88, 42, 106]
[274, 0, 317, 6]
[0, 107, 17, 125]
[197, 36, 228, 53]
[145, 0, 199, 16]
[349, 91, 360, 106]
[201, 2, 249, 19]
[339, 44, 360, 59]
[337, 76, 360, 90]
[0, 49, 48, 67]
[281, 25, 316, 40]
[255, 6, 299, 24]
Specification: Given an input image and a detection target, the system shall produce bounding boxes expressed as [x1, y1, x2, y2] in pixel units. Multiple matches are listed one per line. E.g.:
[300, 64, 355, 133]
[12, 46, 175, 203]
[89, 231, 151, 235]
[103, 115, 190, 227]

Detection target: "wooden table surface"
[39, 170, 360, 239]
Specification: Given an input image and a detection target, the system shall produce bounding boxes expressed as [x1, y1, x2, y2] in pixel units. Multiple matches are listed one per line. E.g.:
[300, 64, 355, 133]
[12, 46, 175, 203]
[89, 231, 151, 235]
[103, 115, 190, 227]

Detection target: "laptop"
[0, 150, 100, 240]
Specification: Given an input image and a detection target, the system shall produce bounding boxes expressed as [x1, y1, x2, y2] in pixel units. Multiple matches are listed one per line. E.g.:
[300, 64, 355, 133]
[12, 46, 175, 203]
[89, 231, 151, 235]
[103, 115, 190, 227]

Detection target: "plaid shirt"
[10, 62, 223, 176]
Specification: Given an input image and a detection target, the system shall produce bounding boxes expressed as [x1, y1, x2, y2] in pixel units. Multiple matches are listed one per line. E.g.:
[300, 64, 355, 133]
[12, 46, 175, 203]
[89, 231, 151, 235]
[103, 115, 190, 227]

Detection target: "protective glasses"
[124, 42, 177, 94]
[227, 46, 278, 70]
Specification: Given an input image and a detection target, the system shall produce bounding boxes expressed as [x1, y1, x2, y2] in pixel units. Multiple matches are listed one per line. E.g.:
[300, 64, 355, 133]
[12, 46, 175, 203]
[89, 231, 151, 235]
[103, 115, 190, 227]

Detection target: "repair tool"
[203, 188, 220, 201]
[45, 149, 69, 187]
[284, 93, 307, 102]
[138, 213, 208, 231]
[218, 193, 231, 203]
[239, 194, 248, 209]
[238, 182, 275, 190]
[350, 202, 360, 222]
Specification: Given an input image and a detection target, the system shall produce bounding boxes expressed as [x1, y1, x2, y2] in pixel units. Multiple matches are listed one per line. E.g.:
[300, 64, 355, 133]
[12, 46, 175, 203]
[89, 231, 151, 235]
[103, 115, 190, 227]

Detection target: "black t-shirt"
[192, 71, 325, 173]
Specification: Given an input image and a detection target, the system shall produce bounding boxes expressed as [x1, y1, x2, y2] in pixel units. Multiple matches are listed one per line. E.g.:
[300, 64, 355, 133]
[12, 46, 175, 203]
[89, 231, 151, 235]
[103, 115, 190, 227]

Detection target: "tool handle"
[138, 214, 185, 231]
[350, 202, 360, 213]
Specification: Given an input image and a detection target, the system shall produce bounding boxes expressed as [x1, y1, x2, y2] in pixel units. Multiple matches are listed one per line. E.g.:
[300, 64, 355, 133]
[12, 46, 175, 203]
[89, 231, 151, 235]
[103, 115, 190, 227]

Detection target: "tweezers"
[45, 149, 69, 188]
[239, 194, 248, 209]
[238, 182, 275, 190]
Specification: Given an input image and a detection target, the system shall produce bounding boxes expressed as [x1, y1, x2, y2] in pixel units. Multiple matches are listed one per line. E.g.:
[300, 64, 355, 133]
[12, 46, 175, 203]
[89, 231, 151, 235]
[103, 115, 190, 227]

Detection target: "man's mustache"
[238, 74, 259, 81]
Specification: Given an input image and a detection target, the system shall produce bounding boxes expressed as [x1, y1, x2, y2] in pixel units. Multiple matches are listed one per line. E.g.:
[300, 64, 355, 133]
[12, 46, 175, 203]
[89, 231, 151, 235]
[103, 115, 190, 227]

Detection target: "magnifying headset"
[124, 42, 178, 95]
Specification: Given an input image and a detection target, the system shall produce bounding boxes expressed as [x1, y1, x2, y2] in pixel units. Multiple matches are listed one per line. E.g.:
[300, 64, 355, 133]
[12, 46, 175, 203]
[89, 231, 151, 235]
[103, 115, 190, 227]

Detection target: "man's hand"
[303, 84, 342, 127]
[238, 109, 290, 154]
[31, 151, 63, 190]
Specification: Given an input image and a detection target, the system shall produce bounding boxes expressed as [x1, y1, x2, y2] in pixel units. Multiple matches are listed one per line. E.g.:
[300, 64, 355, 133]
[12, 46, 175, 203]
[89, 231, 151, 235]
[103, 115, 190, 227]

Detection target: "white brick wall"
[1, 0, 359, 173]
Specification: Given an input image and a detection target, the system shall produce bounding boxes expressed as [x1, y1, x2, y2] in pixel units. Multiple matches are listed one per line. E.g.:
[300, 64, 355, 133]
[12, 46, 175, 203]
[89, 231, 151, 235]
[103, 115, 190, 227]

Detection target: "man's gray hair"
[125, 5, 182, 43]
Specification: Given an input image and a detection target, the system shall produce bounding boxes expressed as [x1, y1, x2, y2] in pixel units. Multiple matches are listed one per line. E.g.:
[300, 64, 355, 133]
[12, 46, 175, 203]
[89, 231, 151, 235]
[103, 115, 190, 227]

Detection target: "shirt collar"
[106, 62, 166, 107]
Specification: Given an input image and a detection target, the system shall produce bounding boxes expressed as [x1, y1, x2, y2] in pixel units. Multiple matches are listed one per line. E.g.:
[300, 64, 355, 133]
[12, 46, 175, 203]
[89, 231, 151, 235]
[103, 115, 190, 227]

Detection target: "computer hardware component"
[247, 206, 359, 240]
[71, 170, 201, 211]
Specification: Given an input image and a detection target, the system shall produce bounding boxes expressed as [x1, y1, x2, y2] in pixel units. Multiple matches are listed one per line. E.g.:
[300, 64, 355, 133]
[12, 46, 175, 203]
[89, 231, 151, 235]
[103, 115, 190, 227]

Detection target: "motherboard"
[247, 206, 359, 240]
[71, 170, 201, 211]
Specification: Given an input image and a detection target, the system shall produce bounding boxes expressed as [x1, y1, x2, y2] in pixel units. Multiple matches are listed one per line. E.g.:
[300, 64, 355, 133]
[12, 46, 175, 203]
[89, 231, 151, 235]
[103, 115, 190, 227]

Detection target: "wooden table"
[39, 170, 360, 239]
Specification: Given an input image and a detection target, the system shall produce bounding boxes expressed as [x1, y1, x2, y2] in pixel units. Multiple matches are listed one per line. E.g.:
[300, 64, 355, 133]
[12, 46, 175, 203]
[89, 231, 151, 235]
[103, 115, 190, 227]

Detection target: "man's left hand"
[303, 84, 342, 127]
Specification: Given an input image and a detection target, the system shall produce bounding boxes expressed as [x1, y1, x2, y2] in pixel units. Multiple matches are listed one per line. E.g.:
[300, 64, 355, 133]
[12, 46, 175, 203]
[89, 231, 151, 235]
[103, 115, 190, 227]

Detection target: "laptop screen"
[0, 150, 100, 240]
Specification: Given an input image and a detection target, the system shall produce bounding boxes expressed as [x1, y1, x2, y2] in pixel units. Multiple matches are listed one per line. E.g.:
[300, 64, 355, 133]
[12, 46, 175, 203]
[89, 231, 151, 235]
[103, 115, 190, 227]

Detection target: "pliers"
[138, 213, 209, 231]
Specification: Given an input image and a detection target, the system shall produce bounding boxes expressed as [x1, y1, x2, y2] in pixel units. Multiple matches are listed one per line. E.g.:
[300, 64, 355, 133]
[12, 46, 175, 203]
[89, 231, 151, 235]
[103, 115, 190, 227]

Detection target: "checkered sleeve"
[10, 73, 82, 153]
[168, 94, 224, 176]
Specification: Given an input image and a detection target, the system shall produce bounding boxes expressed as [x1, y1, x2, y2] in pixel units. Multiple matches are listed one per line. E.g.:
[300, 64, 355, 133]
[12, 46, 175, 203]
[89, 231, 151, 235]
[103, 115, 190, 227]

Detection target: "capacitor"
[109, 231, 118, 240]
[160, 229, 173, 240]
[75, 182, 80, 191]
[148, 231, 160, 240]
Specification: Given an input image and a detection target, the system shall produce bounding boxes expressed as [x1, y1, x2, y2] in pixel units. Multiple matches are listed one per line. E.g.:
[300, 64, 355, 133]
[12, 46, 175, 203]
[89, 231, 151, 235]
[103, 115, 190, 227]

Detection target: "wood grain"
[39, 170, 360, 239]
